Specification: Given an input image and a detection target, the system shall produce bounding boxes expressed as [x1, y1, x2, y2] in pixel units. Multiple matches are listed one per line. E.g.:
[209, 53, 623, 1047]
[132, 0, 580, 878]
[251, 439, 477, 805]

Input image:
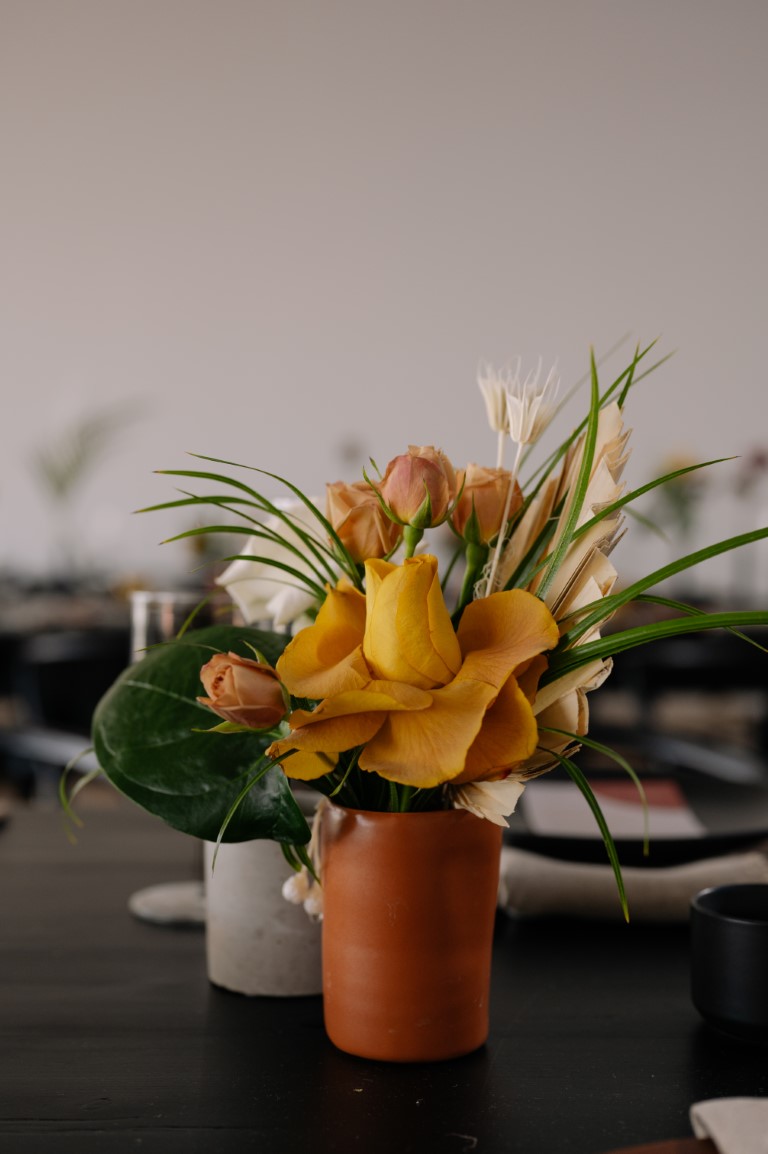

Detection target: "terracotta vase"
[319, 803, 503, 1062]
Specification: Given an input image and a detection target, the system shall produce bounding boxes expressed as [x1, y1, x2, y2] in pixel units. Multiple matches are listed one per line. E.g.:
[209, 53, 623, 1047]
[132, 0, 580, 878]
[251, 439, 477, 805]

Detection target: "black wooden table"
[0, 798, 765, 1154]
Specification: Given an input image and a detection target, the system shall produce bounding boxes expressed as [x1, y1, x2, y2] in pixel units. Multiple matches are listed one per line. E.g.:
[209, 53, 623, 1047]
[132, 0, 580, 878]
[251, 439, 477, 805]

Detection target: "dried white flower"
[282, 872, 310, 903]
[281, 796, 329, 921]
[505, 359, 560, 446]
[282, 871, 324, 918]
[449, 778, 526, 827]
[303, 885, 324, 918]
[477, 361, 516, 435]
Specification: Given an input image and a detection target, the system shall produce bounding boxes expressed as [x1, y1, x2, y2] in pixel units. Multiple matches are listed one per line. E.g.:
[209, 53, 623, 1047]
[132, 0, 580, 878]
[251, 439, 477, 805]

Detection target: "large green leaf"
[92, 624, 311, 844]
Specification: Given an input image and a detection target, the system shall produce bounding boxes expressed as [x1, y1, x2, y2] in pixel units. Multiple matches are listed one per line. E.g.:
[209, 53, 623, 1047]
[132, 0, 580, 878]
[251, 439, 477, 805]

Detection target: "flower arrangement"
[70, 342, 768, 919]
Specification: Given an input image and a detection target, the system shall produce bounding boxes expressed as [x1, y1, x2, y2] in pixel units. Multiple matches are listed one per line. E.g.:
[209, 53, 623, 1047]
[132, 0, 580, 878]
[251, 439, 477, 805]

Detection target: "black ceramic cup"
[690, 884, 768, 1041]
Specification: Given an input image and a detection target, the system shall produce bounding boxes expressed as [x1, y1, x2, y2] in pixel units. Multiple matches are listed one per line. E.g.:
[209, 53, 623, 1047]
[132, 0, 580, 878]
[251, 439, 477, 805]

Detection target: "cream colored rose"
[379, 445, 457, 527]
[198, 652, 287, 729]
[326, 480, 400, 563]
[452, 464, 521, 544]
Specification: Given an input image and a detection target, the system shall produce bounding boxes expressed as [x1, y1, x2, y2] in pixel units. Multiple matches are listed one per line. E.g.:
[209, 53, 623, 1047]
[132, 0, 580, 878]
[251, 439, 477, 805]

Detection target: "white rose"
[217, 498, 336, 630]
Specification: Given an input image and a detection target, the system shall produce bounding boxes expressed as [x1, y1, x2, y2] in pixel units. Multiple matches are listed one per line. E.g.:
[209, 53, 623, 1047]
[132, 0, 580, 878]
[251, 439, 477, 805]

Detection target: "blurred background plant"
[730, 447, 768, 606]
[642, 451, 708, 541]
[30, 402, 143, 589]
[639, 451, 710, 601]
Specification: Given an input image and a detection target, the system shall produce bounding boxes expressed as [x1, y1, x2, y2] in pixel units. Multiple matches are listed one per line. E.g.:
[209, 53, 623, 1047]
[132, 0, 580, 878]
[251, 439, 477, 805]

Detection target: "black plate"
[504, 760, 768, 867]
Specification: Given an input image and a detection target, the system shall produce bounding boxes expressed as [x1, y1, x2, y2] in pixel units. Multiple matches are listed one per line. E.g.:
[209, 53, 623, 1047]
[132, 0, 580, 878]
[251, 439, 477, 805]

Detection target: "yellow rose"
[198, 652, 287, 730]
[326, 480, 401, 563]
[452, 464, 522, 544]
[268, 554, 559, 788]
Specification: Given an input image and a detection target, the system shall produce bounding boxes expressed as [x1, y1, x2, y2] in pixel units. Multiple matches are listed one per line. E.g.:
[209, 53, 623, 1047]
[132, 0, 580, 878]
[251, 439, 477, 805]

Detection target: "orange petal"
[513, 654, 548, 705]
[279, 750, 338, 781]
[451, 674, 539, 784]
[269, 680, 432, 762]
[290, 681, 432, 727]
[457, 589, 559, 689]
[358, 677, 497, 787]
[271, 712, 385, 757]
[276, 578, 369, 698]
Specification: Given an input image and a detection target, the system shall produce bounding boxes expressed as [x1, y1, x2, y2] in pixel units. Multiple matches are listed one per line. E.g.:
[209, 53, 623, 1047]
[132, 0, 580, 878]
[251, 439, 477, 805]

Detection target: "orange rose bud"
[197, 652, 287, 730]
[379, 445, 457, 529]
[326, 480, 401, 563]
[452, 464, 522, 544]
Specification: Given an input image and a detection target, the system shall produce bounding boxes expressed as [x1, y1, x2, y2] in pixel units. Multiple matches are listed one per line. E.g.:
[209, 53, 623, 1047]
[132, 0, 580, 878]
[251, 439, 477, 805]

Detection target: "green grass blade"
[501, 499, 564, 591]
[536, 350, 601, 600]
[546, 748, 629, 921]
[624, 505, 670, 540]
[217, 553, 327, 599]
[137, 494, 265, 518]
[156, 467, 275, 501]
[540, 727, 649, 856]
[617, 342, 639, 408]
[522, 340, 660, 493]
[558, 526, 768, 648]
[633, 594, 768, 654]
[163, 524, 268, 541]
[175, 590, 216, 640]
[58, 751, 103, 834]
[572, 458, 733, 544]
[517, 335, 628, 464]
[155, 466, 351, 585]
[546, 609, 768, 681]
[163, 523, 337, 592]
[211, 759, 275, 867]
[188, 454, 362, 582]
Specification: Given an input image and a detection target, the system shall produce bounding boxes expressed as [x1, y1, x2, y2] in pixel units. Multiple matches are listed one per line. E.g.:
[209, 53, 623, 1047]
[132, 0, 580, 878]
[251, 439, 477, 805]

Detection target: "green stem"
[456, 541, 490, 612]
[403, 525, 424, 558]
[484, 439, 523, 595]
[398, 785, 414, 812]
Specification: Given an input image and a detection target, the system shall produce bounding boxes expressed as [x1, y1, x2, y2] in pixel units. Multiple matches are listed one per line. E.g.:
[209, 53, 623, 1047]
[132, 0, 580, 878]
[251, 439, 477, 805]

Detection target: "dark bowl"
[690, 884, 768, 1042]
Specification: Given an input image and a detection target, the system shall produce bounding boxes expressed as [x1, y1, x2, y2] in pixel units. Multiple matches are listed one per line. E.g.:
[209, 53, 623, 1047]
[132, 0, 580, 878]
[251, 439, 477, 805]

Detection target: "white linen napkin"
[498, 842, 768, 921]
[690, 1098, 768, 1154]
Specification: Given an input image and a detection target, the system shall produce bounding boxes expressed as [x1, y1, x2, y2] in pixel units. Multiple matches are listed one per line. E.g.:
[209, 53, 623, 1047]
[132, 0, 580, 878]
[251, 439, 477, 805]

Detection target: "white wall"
[1, 0, 767, 595]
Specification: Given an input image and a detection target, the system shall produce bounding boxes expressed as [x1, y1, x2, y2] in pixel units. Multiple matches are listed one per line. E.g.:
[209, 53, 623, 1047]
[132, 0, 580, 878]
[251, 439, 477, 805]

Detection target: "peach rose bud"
[197, 652, 287, 729]
[326, 480, 401, 563]
[379, 445, 457, 528]
[452, 464, 522, 544]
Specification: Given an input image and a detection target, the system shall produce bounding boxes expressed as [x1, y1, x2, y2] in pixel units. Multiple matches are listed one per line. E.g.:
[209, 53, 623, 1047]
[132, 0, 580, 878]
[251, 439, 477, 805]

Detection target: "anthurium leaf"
[103, 758, 308, 845]
[91, 624, 311, 844]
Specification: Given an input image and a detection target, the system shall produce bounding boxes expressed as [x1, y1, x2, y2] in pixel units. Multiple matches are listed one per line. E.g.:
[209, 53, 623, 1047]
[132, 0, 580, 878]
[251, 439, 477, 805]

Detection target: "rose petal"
[451, 674, 539, 784]
[457, 589, 559, 689]
[363, 556, 461, 687]
[277, 579, 368, 698]
[358, 677, 498, 787]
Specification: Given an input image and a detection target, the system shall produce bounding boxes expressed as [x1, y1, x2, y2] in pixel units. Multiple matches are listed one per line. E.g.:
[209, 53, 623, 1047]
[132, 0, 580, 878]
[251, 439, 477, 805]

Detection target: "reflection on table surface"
[1, 793, 766, 1154]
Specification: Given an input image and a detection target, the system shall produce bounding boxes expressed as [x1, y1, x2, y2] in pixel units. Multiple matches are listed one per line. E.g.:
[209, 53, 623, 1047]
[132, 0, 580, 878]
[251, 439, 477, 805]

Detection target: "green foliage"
[549, 748, 630, 923]
[74, 342, 768, 924]
[91, 624, 311, 845]
[536, 351, 601, 599]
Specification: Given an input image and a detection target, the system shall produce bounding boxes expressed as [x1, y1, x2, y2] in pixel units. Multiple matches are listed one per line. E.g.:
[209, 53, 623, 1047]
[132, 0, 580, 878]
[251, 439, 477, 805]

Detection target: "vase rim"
[324, 801, 480, 822]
